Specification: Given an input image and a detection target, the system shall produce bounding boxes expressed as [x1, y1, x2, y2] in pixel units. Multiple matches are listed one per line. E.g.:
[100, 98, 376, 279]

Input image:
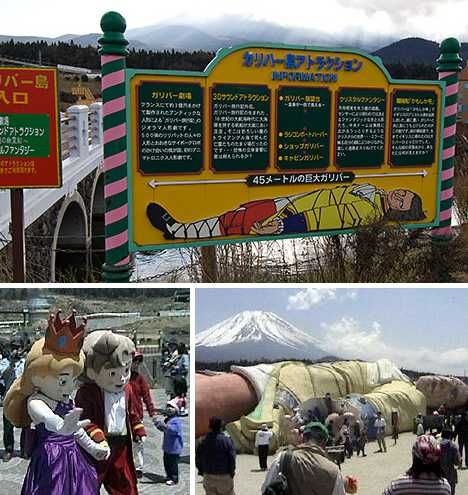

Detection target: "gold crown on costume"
[44, 310, 86, 355]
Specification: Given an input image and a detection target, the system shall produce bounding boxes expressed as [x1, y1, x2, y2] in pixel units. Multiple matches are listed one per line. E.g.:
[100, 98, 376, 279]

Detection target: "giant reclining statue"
[196, 359, 427, 453]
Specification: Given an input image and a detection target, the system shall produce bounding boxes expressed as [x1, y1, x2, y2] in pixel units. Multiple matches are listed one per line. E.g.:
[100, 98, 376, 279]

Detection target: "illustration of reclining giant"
[147, 183, 425, 240]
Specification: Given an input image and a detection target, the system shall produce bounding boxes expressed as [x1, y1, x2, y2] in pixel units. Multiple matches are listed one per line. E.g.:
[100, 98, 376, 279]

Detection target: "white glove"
[75, 428, 111, 461]
[28, 399, 90, 434]
[58, 408, 90, 435]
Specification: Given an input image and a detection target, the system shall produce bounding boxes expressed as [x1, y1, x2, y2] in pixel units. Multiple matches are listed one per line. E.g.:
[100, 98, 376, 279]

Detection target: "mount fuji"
[196, 311, 327, 363]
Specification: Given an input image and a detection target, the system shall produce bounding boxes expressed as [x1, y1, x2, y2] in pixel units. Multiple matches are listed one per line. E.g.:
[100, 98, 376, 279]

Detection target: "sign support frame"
[10, 189, 25, 282]
[431, 37, 463, 241]
[99, 11, 132, 282]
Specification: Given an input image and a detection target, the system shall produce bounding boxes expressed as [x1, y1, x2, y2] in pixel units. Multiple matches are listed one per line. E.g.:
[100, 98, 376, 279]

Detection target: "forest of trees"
[0, 288, 178, 300]
[0, 39, 438, 79]
[0, 40, 214, 72]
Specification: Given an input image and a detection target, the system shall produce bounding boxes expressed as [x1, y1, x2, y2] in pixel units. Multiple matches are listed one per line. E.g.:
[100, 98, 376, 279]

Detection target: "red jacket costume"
[129, 371, 156, 421]
[75, 382, 147, 495]
[219, 199, 277, 235]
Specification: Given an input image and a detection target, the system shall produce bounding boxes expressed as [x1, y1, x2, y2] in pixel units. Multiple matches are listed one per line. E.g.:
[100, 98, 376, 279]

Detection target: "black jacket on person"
[456, 416, 468, 440]
[196, 432, 236, 477]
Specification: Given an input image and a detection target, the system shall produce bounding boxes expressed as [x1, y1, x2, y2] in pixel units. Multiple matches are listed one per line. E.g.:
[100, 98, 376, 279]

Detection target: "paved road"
[196, 432, 468, 495]
[0, 389, 190, 495]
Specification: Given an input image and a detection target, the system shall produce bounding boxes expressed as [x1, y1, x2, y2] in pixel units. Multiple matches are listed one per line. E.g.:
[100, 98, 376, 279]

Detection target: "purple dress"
[21, 400, 98, 495]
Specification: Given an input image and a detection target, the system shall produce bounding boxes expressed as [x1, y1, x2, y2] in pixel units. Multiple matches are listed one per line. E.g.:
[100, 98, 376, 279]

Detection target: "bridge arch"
[89, 168, 105, 276]
[51, 192, 90, 282]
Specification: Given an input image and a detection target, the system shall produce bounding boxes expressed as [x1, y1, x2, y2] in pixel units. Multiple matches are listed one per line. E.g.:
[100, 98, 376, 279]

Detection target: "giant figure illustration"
[147, 183, 425, 240]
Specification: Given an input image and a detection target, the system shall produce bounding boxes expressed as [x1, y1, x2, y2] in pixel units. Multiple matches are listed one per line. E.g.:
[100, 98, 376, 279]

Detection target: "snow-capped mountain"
[196, 310, 327, 363]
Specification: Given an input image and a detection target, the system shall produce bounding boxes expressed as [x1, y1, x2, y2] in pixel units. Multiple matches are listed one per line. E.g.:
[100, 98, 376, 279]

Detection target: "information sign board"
[126, 44, 444, 251]
[0, 68, 61, 188]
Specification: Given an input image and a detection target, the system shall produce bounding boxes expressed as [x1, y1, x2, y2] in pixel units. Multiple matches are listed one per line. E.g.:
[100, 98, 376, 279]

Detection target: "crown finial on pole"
[436, 38, 463, 73]
[99, 11, 129, 56]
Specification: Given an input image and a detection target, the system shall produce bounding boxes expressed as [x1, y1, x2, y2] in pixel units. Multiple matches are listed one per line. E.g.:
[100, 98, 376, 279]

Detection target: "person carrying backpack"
[439, 429, 460, 495]
[261, 422, 356, 495]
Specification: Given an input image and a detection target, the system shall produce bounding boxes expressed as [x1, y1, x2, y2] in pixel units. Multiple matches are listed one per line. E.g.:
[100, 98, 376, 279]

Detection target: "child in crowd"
[154, 400, 184, 485]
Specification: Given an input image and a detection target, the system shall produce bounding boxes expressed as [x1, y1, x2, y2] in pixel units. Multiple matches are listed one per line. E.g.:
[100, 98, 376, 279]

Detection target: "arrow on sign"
[147, 170, 429, 188]
[148, 178, 246, 188]
[355, 170, 428, 179]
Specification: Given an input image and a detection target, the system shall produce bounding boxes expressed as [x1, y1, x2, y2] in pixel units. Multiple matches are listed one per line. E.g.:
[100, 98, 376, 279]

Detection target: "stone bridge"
[0, 103, 105, 282]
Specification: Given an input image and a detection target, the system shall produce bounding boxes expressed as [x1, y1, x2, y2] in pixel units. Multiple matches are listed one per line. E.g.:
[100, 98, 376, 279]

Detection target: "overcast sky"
[2, 0, 467, 41]
[196, 287, 468, 376]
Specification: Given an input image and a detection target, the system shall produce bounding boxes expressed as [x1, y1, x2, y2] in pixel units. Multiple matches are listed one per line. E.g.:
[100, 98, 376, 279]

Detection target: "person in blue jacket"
[154, 400, 184, 486]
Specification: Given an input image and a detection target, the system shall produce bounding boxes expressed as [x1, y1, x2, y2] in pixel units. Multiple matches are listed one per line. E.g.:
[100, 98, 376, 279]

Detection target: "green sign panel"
[136, 81, 203, 174]
[335, 88, 386, 168]
[0, 114, 50, 158]
[277, 86, 331, 169]
[211, 84, 270, 171]
[390, 89, 438, 166]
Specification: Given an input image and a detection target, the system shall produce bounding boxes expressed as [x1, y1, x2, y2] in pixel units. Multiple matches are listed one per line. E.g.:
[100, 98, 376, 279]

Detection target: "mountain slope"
[373, 37, 468, 65]
[196, 311, 327, 362]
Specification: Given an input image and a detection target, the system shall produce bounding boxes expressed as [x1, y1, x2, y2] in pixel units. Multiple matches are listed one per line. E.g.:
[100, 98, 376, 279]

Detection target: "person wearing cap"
[439, 428, 460, 495]
[154, 400, 184, 485]
[129, 352, 156, 478]
[196, 417, 236, 495]
[382, 434, 451, 494]
[374, 411, 387, 453]
[255, 424, 274, 470]
[262, 422, 355, 495]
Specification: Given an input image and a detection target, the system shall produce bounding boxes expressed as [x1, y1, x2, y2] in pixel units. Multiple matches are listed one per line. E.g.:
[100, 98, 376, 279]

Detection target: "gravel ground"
[196, 432, 468, 495]
[0, 389, 190, 495]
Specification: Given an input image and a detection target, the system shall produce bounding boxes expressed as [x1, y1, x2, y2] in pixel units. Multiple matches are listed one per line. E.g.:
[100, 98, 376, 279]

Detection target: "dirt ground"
[196, 432, 468, 495]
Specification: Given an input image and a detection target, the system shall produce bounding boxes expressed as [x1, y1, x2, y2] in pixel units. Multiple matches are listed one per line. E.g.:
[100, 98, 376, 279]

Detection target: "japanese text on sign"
[137, 82, 203, 174]
[336, 88, 386, 167]
[211, 84, 270, 171]
[390, 90, 438, 166]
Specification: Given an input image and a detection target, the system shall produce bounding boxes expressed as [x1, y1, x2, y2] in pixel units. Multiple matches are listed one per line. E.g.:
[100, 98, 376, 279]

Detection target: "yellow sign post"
[126, 44, 444, 251]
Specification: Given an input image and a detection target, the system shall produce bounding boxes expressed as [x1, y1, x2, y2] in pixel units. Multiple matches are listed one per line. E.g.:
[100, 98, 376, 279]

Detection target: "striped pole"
[431, 37, 462, 241]
[99, 12, 131, 282]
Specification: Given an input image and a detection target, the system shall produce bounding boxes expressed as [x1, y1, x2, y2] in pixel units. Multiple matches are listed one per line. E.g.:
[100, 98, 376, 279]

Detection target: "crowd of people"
[161, 340, 189, 415]
[0, 342, 28, 461]
[0, 331, 189, 490]
[196, 398, 468, 495]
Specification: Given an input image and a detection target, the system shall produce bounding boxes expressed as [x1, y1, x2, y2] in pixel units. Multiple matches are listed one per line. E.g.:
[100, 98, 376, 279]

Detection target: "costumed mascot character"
[75, 330, 146, 495]
[4, 310, 110, 495]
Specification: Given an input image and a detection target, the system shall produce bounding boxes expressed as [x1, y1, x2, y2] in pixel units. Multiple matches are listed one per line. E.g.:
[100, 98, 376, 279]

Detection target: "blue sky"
[1, 0, 466, 40]
[195, 287, 468, 375]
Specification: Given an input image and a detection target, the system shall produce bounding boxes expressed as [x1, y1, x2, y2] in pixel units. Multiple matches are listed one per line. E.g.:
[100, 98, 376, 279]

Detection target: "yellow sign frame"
[126, 44, 445, 251]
